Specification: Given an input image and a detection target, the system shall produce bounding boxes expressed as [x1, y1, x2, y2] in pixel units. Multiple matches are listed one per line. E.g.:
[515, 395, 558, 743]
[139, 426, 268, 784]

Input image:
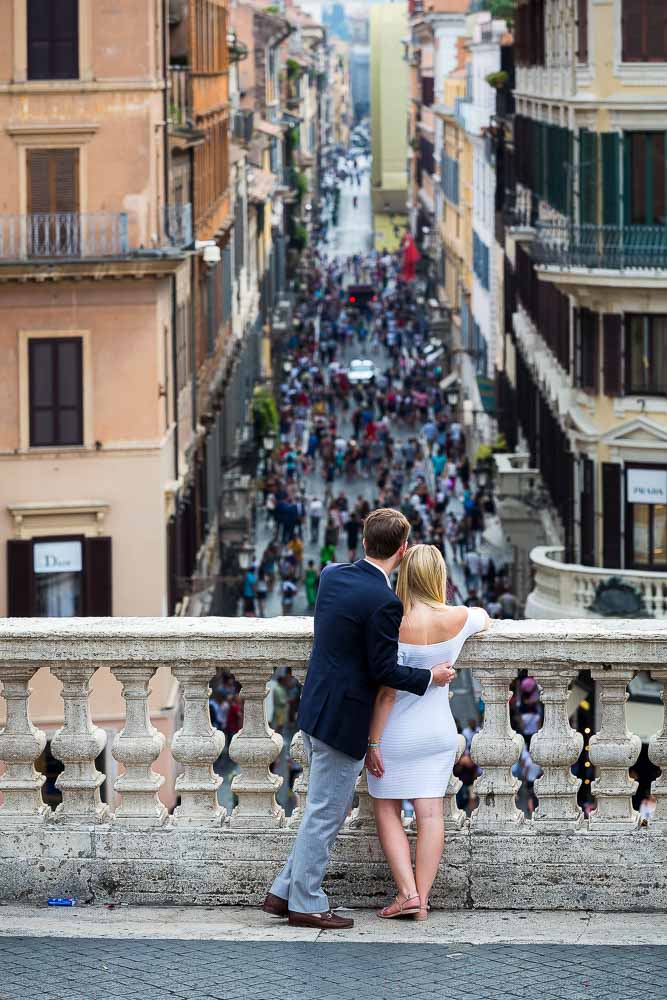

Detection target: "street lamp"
[263, 432, 276, 452]
[447, 387, 460, 408]
[237, 541, 254, 571]
[475, 464, 489, 489]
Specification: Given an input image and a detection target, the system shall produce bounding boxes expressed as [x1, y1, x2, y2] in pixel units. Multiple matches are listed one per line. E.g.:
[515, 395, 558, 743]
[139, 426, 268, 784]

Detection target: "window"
[626, 314, 667, 395]
[27, 0, 79, 80]
[515, 0, 545, 67]
[441, 151, 459, 205]
[626, 131, 666, 225]
[421, 76, 434, 107]
[621, 0, 667, 63]
[27, 148, 80, 256]
[28, 337, 83, 447]
[575, 308, 599, 392]
[419, 137, 434, 176]
[626, 466, 667, 570]
[473, 231, 490, 291]
[577, 0, 588, 62]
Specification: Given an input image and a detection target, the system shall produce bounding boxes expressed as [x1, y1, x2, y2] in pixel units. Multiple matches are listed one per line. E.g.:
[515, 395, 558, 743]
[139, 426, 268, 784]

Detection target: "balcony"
[526, 546, 667, 620]
[0, 206, 192, 264]
[533, 222, 667, 287]
[0, 617, 666, 909]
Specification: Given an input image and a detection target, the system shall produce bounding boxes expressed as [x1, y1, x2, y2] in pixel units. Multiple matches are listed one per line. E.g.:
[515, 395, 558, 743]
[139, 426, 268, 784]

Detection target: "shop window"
[626, 467, 667, 569]
[6, 536, 112, 616]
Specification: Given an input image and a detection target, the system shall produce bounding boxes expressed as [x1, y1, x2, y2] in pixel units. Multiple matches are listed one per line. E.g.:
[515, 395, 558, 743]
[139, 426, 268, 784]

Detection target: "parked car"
[347, 359, 377, 384]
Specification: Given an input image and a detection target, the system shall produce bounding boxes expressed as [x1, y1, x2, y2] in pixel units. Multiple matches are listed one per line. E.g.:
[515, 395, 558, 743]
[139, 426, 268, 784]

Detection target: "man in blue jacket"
[263, 507, 455, 930]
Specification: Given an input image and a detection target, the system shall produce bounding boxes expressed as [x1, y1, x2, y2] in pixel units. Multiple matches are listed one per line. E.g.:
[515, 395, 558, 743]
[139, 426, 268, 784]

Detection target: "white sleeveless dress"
[367, 607, 486, 800]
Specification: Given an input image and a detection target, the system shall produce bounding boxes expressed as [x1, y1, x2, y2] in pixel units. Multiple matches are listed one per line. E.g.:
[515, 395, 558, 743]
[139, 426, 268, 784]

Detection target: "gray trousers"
[271, 734, 365, 913]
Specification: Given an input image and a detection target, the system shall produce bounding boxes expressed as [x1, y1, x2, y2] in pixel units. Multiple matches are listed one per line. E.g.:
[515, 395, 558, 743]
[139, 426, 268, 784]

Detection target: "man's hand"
[431, 662, 456, 687]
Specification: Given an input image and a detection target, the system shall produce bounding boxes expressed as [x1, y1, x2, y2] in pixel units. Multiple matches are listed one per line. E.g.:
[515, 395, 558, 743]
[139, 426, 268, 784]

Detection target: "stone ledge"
[1, 826, 665, 911]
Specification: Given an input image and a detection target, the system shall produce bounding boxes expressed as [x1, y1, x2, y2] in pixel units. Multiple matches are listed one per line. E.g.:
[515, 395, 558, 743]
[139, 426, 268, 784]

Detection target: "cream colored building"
[370, 2, 409, 230]
[498, 0, 667, 617]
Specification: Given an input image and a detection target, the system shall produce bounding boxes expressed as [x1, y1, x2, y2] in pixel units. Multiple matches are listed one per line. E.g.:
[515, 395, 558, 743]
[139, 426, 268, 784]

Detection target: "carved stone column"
[530, 667, 583, 828]
[347, 766, 375, 832]
[588, 666, 641, 830]
[228, 667, 284, 830]
[171, 662, 225, 826]
[111, 666, 167, 827]
[287, 729, 310, 829]
[469, 668, 524, 830]
[0, 665, 49, 823]
[50, 664, 109, 823]
[648, 667, 667, 832]
[445, 732, 467, 832]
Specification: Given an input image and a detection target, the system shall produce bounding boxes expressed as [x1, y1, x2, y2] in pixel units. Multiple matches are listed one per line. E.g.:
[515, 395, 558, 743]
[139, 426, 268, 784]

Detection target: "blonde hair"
[396, 544, 447, 611]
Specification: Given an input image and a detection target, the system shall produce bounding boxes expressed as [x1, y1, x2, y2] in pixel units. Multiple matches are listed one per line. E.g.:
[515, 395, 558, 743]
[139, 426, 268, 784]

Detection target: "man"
[262, 508, 456, 931]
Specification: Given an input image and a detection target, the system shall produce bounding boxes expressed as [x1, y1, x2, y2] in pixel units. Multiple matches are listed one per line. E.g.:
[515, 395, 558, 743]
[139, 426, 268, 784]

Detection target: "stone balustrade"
[526, 546, 667, 620]
[0, 617, 666, 910]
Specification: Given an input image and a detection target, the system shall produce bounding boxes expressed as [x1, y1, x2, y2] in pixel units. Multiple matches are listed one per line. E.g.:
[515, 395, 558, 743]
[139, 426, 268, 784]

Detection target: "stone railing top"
[494, 452, 536, 473]
[531, 545, 667, 583]
[0, 616, 665, 670]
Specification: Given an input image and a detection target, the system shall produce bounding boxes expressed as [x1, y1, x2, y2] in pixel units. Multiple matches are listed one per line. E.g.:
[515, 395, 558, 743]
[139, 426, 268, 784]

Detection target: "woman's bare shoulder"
[399, 604, 469, 644]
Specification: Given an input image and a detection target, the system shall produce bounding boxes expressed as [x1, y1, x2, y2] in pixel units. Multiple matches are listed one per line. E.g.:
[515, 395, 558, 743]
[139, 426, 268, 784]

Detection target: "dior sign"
[33, 540, 83, 575]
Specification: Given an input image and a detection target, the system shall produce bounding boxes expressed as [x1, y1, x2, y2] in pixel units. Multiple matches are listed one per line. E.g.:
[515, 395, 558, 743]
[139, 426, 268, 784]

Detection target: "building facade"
[496, 0, 667, 616]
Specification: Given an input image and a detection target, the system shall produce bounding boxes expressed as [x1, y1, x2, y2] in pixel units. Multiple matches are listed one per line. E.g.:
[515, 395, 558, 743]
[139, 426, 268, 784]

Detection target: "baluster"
[588, 666, 641, 829]
[347, 766, 375, 832]
[530, 667, 583, 828]
[287, 729, 310, 829]
[50, 665, 109, 823]
[647, 667, 667, 832]
[0, 665, 49, 823]
[445, 733, 467, 831]
[228, 666, 284, 830]
[111, 666, 167, 827]
[171, 662, 225, 826]
[469, 667, 524, 830]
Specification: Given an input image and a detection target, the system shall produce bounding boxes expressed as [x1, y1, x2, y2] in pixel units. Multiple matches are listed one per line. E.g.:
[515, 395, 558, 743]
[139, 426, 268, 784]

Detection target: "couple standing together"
[263, 507, 489, 929]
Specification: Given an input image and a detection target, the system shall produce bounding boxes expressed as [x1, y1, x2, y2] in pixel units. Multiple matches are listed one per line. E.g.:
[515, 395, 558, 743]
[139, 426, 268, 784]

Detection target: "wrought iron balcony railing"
[0, 212, 129, 259]
[533, 222, 667, 271]
[0, 205, 193, 261]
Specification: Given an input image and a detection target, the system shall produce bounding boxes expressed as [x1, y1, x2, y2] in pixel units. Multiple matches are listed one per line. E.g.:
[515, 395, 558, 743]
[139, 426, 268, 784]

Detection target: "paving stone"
[2, 938, 665, 999]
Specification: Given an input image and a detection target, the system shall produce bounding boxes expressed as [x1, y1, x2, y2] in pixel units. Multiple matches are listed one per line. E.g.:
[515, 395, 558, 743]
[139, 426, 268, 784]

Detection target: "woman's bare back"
[399, 602, 472, 646]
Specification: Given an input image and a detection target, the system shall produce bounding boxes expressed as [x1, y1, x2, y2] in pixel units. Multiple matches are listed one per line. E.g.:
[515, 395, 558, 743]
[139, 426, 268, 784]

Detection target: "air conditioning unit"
[233, 110, 254, 145]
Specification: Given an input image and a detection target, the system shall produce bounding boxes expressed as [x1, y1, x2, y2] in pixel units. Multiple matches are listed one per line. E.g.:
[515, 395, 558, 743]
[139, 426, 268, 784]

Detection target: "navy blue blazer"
[297, 559, 431, 760]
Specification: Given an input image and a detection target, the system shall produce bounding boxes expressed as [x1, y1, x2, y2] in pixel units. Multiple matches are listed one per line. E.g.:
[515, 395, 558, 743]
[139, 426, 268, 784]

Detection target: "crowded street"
[212, 149, 537, 819]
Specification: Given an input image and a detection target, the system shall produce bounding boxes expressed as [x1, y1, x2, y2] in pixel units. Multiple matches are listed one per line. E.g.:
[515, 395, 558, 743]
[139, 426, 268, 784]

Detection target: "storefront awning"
[477, 375, 496, 416]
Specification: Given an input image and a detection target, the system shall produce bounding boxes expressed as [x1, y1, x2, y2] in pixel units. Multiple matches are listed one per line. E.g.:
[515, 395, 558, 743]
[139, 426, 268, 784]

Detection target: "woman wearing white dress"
[366, 544, 489, 920]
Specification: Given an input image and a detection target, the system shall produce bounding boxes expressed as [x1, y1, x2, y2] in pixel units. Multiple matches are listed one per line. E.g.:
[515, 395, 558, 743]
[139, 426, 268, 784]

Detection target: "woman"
[366, 544, 489, 920]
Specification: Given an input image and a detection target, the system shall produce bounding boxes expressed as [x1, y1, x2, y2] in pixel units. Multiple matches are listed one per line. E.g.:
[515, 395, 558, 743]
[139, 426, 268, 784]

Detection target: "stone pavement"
[1, 907, 666, 1000]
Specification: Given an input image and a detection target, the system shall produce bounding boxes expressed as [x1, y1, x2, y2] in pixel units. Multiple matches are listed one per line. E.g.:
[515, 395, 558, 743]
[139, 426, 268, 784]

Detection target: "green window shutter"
[601, 132, 620, 225]
[579, 129, 598, 224]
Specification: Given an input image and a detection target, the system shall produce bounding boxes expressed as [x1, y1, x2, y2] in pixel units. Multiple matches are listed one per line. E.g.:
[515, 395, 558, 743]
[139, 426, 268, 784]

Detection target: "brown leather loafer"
[288, 909, 354, 930]
[262, 892, 288, 917]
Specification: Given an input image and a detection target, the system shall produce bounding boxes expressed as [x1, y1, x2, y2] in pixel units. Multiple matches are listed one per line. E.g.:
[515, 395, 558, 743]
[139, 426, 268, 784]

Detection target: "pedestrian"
[242, 564, 257, 616]
[304, 560, 319, 610]
[281, 578, 298, 615]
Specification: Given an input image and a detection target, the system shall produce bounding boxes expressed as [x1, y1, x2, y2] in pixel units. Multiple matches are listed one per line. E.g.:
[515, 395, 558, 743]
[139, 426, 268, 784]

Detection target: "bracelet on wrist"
[367, 741, 380, 748]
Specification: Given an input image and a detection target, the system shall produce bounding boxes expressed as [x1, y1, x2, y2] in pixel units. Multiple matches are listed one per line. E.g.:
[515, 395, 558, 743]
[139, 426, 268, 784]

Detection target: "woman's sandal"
[377, 893, 422, 919]
[413, 897, 431, 922]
